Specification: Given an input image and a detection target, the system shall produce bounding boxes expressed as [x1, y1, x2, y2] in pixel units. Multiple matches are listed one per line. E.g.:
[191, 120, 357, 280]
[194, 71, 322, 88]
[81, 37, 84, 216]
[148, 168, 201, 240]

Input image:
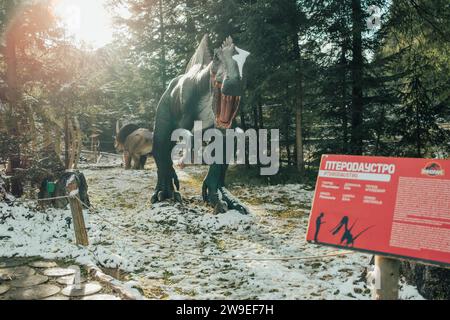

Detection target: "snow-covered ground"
[0, 157, 423, 300]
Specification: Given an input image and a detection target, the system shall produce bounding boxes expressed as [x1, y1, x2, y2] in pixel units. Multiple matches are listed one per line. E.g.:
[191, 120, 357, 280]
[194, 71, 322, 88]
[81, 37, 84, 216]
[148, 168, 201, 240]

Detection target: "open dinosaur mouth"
[215, 93, 241, 129]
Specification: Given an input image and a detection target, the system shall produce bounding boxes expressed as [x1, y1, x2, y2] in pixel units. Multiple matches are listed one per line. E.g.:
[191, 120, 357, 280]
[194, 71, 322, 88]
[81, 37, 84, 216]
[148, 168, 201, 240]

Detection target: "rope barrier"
[74, 196, 356, 262]
[16, 195, 73, 203]
[7, 194, 356, 262]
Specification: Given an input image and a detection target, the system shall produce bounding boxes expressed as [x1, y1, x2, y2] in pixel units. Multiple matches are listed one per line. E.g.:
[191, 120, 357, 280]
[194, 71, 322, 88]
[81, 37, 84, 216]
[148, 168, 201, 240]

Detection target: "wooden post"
[373, 255, 400, 300]
[66, 176, 89, 246]
[64, 111, 70, 169]
[90, 133, 100, 163]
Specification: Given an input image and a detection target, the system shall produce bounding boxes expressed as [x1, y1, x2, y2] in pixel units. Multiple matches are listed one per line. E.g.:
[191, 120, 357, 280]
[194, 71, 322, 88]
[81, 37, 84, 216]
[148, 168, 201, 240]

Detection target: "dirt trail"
[80, 158, 421, 300]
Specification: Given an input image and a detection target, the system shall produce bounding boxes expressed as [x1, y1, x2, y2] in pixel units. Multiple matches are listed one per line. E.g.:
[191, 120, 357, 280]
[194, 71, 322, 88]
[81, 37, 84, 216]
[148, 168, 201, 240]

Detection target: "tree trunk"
[252, 103, 259, 129]
[415, 93, 422, 157]
[5, 22, 23, 197]
[239, 98, 250, 169]
[295, 101, 304, 172]
[258, 102, 264, 129]
[69, 117, 82, 169]
[285, 113, 292, 167]
[374, 107, 385, 155]
[64, 110, 70, 169]
[5, 27, 19, 109]
[159, 0, 167, 91]
[350, 0, 364, 155]
[68, 119, 75, 169]
[292, 32, 304, 173]
[43, 119, 52, 149]
[252, 102, 260, 164]
[54, 127, 62, 157]
[339, 44, 349, 154]
[25, 104, 37, 164]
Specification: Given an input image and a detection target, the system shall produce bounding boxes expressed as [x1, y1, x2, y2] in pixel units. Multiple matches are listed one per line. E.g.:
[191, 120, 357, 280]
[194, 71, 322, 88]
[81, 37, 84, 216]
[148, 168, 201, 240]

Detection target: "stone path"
[0, 258, 122, 300]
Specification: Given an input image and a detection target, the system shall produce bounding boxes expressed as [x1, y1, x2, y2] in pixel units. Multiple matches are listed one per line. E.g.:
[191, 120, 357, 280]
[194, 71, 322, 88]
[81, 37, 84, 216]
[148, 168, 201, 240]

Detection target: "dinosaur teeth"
[215, 94, 242, 129]
[225, 97, 232, 119]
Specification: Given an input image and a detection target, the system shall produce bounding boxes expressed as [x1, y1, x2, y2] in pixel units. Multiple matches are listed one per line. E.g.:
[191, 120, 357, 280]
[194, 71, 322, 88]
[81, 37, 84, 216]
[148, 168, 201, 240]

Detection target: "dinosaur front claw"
[214, 200, 228, 214]
[202, 180, 226, 213]
[157, 190, 171, 202]
[202, 179, 249, 215]
[173, 191, 183, 203]
[151, 189, 183, 204]
[220, 187, 250, 215]
[150, 189, 170, 203]
[206, 191, 228, 214]
[151, 167, 181, 204]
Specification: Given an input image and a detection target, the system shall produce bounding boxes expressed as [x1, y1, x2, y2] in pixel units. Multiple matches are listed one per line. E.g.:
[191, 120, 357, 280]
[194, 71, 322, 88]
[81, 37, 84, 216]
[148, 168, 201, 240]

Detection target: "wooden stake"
[373, 255, 400, 300]
[64, 111, 70, 169]
[66, 176, 89, 246]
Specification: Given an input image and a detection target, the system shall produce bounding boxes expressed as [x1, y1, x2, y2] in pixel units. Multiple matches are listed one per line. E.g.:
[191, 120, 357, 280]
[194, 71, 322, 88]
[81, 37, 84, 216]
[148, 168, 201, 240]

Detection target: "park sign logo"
[421, 162, 445, 177]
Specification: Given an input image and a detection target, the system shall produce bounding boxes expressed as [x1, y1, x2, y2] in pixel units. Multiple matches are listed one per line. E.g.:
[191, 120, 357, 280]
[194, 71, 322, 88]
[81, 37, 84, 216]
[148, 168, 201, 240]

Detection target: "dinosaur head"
[211, 36, 250, 129]
[114, 122, 140, 152]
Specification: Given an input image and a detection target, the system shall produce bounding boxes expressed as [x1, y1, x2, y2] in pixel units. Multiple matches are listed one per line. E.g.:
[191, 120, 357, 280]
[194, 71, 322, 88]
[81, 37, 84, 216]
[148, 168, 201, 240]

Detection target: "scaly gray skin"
[151, 35, 250, 215]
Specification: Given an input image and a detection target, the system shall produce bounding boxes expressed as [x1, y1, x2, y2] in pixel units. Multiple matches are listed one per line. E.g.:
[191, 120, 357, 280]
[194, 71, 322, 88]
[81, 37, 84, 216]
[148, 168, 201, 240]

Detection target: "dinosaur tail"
[349, 219, 358, 232]
[353, 225, 375, 242]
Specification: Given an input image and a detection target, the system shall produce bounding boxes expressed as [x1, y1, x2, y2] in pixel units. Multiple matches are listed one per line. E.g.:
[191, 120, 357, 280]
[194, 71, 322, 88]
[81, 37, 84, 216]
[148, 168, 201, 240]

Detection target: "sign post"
[306, 155, 450, 299]
[373, 256, 400, 300]
[66, 175, 89, 246]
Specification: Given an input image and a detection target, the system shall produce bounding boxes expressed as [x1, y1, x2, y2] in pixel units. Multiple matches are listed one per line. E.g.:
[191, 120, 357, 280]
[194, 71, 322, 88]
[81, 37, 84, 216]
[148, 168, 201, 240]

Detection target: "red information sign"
[306, 154, 450, 267]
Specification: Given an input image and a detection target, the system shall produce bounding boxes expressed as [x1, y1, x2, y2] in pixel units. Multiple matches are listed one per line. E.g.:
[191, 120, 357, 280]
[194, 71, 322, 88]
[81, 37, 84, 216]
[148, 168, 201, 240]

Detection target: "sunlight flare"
[53, 0, 113, 48]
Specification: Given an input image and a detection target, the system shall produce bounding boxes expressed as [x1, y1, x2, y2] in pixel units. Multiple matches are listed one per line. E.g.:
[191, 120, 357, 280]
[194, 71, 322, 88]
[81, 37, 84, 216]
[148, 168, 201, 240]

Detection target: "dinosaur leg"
[202, 161, 250, 215]
[202, 163, 228, 213]
[139, 155, 148, 169]
[123, 152, 132, 170]
[151, 124, 181, 204]
[218, 163, 250, 215]
[151, 160, 181, 203]
[131, 154, 141, 170]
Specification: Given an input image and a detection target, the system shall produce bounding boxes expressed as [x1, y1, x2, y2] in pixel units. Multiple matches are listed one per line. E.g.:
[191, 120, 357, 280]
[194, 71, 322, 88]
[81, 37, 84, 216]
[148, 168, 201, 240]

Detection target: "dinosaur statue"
[151, 34, 250, 214]
[115, 122, 153, 170]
